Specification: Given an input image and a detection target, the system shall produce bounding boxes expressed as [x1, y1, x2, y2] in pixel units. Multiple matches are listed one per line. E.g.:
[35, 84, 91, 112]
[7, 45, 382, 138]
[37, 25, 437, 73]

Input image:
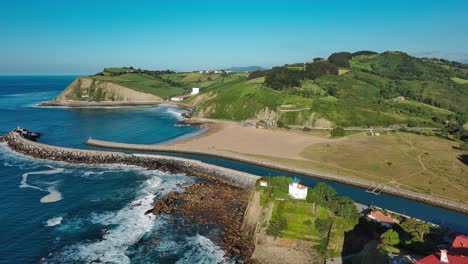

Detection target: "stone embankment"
[85, 138, 468, 215]
[1, 132, 259, 189]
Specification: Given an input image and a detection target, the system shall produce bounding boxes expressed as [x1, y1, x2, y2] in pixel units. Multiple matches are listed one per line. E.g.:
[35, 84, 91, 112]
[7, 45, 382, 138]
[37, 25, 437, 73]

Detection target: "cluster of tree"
[264, 67, 303, 89]
[304, 61, 339, 79]
[378, 229, 400, 254]
[247, 70, 268, 79]
[263, 61, 340, 90]
[327, 51, 378, 68]
[375, 216, 435, 256]
[328, 52, 353, 68]
[307, 183, 360, 224]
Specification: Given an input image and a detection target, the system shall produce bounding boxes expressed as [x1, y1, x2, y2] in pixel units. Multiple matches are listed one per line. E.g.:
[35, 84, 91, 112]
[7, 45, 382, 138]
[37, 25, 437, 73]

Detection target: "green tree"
[265, 67, 303, 89]
[400, 218, 430, 241]
[270, 176, 293, 193]
[380, 229, 400, 247]
[313, 182, 337, 205]
[328, 52, 352, 68]
[305, 61, 338, 80]
[378, 229, 400, 254]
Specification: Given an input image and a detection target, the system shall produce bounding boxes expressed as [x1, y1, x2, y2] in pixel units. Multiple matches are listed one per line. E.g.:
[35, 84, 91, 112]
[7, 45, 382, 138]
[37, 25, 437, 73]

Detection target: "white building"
[288, 177, 308, 199]
[259, 180, 268, 187]
[170, 95, 192, 102]
[191, 87, 200, 95]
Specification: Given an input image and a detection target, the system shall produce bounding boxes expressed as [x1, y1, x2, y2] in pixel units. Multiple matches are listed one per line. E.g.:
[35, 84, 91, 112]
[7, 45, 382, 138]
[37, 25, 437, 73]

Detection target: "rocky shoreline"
[147, 180, 254, 260]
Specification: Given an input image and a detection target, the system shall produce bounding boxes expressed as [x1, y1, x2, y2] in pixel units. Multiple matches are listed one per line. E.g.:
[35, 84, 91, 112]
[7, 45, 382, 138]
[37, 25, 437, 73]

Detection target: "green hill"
[57, 67, 248, 101]
[188, 52, 468, 130]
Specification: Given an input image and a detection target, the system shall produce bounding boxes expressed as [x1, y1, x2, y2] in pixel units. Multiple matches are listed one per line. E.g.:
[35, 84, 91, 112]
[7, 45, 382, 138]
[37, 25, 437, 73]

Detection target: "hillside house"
[259, 180, 268, 187]
[191, 88, 200, 95]
[288, 177, 308, 199]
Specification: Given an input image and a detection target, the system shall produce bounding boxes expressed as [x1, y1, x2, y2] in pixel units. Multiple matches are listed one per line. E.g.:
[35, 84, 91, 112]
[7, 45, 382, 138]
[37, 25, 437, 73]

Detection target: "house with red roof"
[417, 235, 468, 264]
[366, 210, 400, 227]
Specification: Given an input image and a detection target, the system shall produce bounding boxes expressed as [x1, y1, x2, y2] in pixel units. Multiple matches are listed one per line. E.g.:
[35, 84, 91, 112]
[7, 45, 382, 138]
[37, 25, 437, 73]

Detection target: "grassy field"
[278, 200, 328, 241]
[250, 132, 468, 204]
[451, 77, 468, 84]
[91, 73, 187, 99]
[87, 70, 248, 99]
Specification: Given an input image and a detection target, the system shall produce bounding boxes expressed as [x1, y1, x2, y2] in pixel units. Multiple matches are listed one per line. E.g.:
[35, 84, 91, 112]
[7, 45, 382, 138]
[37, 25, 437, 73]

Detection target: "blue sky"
[1, 0, 468, 74]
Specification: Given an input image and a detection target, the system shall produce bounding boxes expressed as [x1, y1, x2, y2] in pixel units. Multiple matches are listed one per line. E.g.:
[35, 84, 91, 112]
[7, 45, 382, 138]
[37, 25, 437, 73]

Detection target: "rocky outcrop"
[148, 181, 255, 259]
[54, 77, 162, 102]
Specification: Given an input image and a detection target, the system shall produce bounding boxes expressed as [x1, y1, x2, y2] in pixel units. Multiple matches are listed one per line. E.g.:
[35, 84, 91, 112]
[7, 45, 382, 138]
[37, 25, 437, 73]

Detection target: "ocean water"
[0, 76, 467, 263]
[0, 76, 223, 263]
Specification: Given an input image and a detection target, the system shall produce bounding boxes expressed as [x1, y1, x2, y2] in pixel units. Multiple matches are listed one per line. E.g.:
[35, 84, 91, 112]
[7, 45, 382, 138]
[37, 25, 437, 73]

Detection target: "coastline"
[84, 122, 468, 215]
[0, 131, 260, 261]
[37, 99, 195, 109]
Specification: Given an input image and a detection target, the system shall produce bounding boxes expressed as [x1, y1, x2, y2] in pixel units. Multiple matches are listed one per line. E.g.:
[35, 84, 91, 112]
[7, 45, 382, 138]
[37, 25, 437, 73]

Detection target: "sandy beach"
[166, 122, 340, 160]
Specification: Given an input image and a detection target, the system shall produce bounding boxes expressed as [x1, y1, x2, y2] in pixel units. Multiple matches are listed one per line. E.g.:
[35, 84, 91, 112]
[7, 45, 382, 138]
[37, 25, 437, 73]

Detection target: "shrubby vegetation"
[307, 182, 360, 224]
[328, 52, 352, 68]
[331, 127, 345, 137]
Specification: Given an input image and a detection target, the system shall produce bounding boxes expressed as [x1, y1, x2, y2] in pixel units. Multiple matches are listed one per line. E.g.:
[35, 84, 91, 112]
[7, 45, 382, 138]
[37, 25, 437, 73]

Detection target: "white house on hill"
[289, 177, 308, 199]
[191, 87, 200, 95]
[259, 180, 268, 187]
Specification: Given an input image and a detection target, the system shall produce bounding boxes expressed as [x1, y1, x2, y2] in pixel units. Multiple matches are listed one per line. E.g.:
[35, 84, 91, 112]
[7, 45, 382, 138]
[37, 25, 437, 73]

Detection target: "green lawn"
[271, 199, 328, 241]
[451, 77, 468, 84]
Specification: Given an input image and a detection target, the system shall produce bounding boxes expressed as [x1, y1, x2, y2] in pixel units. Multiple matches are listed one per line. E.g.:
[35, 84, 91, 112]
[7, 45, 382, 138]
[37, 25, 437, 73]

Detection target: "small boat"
[13, 127, 41, 140]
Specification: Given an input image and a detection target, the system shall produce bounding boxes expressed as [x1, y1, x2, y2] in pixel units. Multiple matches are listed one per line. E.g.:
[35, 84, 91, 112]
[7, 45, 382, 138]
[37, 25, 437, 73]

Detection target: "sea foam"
[19, 167, 65, 203]
[44, 173, 168, 263]
[46, 216, 63, 227]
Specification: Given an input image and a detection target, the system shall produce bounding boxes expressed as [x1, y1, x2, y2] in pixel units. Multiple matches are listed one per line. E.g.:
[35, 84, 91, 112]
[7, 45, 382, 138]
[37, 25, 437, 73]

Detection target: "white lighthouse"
[288, 177, 308, 199]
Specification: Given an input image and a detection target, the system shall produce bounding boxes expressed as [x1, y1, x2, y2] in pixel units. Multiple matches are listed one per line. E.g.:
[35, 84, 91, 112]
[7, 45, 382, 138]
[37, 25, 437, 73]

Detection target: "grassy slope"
[86, 70, 249, 100]
[189, 52, 466, 127]
[91, 73, 186, 99]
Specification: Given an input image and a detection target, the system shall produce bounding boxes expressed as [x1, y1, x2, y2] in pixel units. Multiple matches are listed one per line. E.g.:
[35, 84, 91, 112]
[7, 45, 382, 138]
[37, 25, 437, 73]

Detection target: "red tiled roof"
[417, 235, 468, 264]
[453, 235, 468, 249]
[417, 250, 468, 264]
[367, 210, 400, 224]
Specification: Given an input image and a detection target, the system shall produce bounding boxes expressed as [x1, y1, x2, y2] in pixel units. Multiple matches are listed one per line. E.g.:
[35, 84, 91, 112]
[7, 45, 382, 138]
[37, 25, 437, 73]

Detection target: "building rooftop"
[417, 235, 468, 264]
[367, 210, 400, 224]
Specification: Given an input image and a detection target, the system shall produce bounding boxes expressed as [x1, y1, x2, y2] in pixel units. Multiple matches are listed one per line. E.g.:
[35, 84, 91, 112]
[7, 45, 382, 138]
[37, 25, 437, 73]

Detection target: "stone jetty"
[1, 131, 259, 189]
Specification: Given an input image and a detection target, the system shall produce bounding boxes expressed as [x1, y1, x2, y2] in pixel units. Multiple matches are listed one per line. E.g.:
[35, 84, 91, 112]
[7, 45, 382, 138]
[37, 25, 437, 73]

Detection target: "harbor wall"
[1, 132, 259, 189]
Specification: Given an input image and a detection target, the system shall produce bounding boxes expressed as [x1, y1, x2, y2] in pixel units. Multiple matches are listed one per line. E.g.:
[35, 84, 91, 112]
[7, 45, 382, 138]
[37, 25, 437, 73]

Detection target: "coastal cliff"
[49, 77, 162, 104]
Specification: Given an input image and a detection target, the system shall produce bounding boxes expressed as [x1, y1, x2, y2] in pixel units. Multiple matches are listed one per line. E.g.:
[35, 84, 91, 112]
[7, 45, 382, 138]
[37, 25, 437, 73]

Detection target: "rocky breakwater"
[1, 132, 259, 189]
[1, 131, 261, 260]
